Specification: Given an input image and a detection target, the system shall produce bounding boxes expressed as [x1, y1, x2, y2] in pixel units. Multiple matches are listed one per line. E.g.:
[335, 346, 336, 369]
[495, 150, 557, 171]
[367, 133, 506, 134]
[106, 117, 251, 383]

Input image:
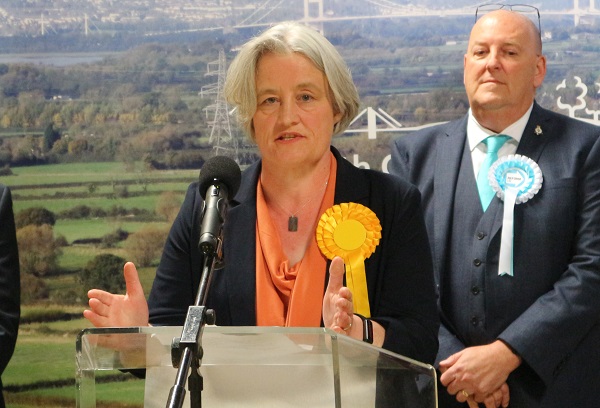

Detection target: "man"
[0, 184, 20, 408]
[389, 9, 600, 408]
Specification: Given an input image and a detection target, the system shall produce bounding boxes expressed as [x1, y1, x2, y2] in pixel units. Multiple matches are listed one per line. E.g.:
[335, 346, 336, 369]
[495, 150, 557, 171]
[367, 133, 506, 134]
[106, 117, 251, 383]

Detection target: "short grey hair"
[224, 21, 360, 140]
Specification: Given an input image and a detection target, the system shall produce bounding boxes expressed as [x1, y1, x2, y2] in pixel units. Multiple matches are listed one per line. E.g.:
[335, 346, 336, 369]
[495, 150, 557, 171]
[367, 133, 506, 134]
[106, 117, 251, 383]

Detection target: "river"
[0, 52, 120, 66]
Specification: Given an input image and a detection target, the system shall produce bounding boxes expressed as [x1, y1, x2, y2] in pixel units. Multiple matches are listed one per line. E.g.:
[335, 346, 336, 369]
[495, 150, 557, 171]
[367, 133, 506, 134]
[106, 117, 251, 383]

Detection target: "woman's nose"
[278, 100, 300, 126]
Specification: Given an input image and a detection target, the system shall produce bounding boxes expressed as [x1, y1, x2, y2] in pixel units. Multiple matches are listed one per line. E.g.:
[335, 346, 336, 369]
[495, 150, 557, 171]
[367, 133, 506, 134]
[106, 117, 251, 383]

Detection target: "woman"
[84, 22, 439, 364]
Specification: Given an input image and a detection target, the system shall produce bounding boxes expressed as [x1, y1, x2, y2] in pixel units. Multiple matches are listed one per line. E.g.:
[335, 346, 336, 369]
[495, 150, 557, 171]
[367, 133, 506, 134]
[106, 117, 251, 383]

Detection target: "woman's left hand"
[322, 256, 354, 335]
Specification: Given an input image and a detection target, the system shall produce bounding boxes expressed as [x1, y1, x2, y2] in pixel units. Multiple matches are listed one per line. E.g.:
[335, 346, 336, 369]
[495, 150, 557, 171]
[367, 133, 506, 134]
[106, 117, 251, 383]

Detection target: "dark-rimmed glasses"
[475, 3, 541, 35]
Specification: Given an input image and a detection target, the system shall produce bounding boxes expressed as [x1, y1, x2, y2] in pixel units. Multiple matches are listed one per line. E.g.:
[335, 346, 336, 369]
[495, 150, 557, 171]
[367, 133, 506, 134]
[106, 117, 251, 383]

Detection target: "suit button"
[477, 232, 486, 240]
[473, 258, 482, 266]
[471, 286, 480, 295]
[471, 316, 478, 326]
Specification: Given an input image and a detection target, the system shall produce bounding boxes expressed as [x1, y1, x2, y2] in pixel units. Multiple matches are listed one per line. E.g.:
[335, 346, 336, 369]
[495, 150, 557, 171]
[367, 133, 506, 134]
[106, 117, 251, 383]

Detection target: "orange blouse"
[255, 155, 337, 327]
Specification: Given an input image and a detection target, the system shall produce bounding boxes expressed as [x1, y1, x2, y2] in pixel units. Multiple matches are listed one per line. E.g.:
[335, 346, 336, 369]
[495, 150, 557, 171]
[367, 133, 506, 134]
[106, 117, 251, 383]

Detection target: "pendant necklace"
[272, 175, 329, 232]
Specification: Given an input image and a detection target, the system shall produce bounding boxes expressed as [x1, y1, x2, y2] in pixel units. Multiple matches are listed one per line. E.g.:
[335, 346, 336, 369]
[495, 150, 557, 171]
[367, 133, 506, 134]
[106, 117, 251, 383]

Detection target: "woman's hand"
[322, 256, 355, 335]
[83, 262, 149, 328]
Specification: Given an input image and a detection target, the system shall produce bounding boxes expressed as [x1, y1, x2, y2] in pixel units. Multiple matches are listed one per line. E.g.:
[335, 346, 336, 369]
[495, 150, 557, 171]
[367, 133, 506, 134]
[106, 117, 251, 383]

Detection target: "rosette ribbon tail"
[488, 154, 543, 278]
[499, 188, 517, 277]
[345, 251, 371, 317]
[316, 202, 382, 320]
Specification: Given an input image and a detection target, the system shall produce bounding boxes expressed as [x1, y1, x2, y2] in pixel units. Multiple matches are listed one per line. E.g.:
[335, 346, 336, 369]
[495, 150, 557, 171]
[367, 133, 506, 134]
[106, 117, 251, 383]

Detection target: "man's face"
[464, 10, 546, 118]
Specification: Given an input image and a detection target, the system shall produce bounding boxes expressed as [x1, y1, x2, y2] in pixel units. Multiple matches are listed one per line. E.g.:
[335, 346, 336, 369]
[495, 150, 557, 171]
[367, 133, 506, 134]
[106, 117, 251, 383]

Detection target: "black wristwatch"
[354, 313, 373, 344]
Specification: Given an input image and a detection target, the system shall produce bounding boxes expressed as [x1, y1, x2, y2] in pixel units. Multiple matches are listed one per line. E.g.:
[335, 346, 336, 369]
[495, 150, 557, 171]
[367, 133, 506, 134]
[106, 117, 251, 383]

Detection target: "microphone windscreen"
[198, 156, 242, 199]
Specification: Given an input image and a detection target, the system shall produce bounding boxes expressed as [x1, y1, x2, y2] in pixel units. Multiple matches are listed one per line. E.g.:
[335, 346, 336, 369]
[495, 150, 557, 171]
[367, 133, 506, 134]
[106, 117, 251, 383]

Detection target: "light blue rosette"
[488, 154, 543, 276]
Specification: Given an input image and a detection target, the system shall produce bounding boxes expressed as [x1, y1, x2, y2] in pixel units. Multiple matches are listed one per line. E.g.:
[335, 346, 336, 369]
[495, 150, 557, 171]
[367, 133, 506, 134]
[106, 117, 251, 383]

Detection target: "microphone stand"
[165, 237, 222, 408]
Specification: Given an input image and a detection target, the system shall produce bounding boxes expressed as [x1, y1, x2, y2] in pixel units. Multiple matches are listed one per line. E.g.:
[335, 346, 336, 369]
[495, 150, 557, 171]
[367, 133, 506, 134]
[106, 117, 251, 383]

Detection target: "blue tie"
[477, 135, 510, 211]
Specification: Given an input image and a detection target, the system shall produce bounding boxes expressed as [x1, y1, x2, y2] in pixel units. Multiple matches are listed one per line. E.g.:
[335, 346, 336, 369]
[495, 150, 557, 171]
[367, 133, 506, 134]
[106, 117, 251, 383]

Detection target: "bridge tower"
[304, 0, 324, 33]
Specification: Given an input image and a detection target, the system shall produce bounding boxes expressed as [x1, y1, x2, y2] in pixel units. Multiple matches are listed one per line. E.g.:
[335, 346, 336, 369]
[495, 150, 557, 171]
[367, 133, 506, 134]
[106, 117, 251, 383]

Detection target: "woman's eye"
[262, 97, 277, 105]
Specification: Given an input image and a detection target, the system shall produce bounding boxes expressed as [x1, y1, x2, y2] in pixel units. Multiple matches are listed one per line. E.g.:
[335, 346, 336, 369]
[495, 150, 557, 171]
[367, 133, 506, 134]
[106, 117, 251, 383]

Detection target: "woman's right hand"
[322, 257, 354, 334]
[83, 261, 149, 327]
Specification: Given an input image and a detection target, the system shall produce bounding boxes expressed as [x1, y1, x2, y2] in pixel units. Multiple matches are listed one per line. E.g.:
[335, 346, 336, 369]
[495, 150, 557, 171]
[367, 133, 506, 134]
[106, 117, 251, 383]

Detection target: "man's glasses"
[475, 3, 541, 35]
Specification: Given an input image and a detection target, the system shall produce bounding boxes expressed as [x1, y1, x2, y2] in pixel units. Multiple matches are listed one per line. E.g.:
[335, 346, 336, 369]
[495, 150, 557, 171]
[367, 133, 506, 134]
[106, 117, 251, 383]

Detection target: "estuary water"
[0, 52, 119, 66]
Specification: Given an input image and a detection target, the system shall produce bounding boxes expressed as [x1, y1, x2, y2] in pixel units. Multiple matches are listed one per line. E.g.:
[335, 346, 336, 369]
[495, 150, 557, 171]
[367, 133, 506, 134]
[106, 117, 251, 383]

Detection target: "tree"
[11, 134, 41, 165]
[43, 122, 61, 151]
[156, 191, 183, 222]
[16, 224, 61, 277]
[68, 138, 88, 155]
[125, 225, 169, 267]
[20, 272, 49, 304]
[79, 254, 127, 295]
[15, 207, 56, 229]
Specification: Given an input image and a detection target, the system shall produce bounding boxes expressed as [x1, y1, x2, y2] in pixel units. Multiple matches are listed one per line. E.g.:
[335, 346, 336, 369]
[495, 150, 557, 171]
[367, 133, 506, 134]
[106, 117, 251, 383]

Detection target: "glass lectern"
[76, 326, 437, 407]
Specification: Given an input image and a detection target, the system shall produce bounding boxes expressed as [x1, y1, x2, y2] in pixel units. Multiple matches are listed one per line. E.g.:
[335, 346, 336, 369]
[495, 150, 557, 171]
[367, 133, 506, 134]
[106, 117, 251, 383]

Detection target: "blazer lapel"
[490, 102, 551, 239]
[434, 117, 468, 280]
[223, 161, 261, 325]
[514, 102, 551, 163]
[332, 147, 369, 205]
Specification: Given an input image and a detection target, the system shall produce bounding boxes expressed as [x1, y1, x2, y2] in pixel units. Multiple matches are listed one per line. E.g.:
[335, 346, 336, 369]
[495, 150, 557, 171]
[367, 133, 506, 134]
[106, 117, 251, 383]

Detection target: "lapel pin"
[534, 125, 543, 135]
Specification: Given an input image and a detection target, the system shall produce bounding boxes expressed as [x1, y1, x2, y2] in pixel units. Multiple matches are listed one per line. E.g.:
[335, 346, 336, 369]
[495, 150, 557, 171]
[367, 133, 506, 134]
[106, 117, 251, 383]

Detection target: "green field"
[4, 162, 196, 186]
[4, 161, 196, 215]
[3, 307, 149, 407]
[2, 161, 197, 407]
[55, 219, 170, 244]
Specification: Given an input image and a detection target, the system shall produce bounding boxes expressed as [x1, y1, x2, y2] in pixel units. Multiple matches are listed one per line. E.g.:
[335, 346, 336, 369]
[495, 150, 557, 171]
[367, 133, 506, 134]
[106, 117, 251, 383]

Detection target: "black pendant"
[288, 216, 298, 232]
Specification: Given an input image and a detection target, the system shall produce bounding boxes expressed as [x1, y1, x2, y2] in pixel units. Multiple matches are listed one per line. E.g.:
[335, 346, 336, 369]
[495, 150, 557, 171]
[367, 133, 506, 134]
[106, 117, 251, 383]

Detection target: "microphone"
[197, 156, 241, 256]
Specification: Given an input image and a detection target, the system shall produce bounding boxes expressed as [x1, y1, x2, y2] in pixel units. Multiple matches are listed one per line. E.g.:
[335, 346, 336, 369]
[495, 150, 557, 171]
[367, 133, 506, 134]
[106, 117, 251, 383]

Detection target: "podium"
[76, 326, 437, 407]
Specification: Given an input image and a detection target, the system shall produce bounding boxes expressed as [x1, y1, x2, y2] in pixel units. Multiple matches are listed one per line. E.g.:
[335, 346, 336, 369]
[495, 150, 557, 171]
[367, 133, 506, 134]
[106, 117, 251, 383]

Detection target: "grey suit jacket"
[389, 103, 600, 407]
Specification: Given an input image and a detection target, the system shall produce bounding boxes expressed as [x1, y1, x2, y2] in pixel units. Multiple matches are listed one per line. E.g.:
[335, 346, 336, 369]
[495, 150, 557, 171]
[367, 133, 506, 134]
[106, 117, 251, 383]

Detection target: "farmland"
[2, 161, 196, 407]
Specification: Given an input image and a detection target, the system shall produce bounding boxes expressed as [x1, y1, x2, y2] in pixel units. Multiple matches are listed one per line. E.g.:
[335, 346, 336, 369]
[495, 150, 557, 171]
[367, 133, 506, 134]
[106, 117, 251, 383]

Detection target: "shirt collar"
[467, 104, 533, 152]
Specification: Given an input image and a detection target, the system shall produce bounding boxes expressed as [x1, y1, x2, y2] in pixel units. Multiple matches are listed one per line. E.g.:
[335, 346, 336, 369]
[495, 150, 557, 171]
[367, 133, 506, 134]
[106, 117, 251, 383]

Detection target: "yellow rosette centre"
[333, 219, 366, 250]
[316, 203, 382, 317]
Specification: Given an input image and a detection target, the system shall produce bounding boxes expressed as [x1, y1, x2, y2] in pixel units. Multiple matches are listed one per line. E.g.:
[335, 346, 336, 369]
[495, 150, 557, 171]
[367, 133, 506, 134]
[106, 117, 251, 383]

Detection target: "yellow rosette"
[316, 202, 382, 317]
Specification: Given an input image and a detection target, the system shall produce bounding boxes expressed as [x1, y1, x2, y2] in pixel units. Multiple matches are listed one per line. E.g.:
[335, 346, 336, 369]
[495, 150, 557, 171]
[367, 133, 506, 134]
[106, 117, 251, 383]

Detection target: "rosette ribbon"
[316, 203, 382, 317]
[489, 154, 543, 276]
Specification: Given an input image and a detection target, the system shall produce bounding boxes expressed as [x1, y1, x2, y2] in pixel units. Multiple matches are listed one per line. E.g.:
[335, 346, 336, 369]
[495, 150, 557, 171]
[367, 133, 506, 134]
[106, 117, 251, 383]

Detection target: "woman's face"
[252, 52, 341, 169]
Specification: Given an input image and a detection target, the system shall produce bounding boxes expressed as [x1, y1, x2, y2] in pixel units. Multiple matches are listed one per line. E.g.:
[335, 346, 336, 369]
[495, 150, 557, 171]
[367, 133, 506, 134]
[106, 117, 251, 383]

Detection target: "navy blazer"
[389, 103, 600, 407]
[0, 184, 20, 407]
[148, 146, 439, 364]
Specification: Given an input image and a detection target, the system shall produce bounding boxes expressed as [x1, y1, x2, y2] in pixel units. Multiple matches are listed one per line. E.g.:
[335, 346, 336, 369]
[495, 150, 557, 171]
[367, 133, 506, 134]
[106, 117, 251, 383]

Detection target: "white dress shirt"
[467, 104, 534, 179]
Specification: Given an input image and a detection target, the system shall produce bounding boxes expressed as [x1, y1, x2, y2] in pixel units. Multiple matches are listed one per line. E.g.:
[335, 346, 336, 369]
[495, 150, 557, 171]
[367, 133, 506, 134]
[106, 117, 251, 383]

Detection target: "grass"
[58, 246, 123, 271]
[12, 182, 191, 197]
[5, 302, 155, 407]
[1, 161, 188, 406]
[4, 340, 77, 385]
[5, 160, 195, 214]
[11, 189, 188, 214]
[6, 379, 155, 407]
[55, 219, 169, 243]
[45, 273, 81, 295]
[6, 162, 196, 186]
[13, 196, 149, 214]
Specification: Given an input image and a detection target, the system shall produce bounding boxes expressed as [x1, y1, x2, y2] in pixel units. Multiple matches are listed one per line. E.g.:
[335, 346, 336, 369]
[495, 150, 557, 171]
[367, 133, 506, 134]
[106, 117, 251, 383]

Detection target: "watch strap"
[354, 313, 373, 344]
